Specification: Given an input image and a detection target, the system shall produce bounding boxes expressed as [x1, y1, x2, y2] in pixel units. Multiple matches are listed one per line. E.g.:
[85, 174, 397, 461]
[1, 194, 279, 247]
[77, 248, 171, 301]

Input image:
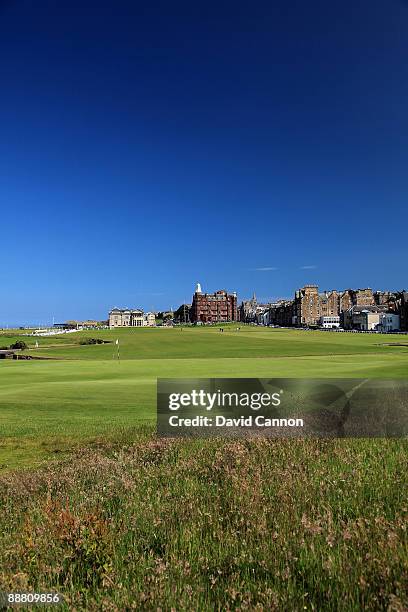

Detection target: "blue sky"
[0, 0, 407, 324]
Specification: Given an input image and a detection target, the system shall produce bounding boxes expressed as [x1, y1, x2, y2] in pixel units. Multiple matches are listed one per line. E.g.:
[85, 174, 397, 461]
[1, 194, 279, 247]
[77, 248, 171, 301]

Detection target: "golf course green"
[1, 325, 408, 610]
[0, 325, 407, 469]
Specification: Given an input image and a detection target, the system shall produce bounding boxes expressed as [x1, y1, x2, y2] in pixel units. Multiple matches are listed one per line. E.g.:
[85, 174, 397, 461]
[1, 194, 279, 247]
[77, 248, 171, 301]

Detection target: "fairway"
[0, 325, 407, 469]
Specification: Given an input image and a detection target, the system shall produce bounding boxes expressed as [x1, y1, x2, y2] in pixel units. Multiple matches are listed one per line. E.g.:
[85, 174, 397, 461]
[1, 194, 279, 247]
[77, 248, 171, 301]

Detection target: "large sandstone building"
[109, 308, 156, 327]
[294, 285, 320, 326]
[340, 288, 375, 310]
[191, 283, 237, 323]
[319, 290, 340, 317]
[263, 285, 407, 330]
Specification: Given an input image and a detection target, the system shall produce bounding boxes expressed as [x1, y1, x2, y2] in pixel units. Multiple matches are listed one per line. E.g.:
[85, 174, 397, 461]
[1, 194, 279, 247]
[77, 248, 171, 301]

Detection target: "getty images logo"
[168, 389, 282, 411]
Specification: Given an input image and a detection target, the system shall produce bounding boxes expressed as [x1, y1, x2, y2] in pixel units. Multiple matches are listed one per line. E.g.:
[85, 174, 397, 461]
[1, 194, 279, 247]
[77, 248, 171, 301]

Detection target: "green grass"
[0, 436, 407, 610]
[1, 325, 407, 469]
[1, 325, 408, 609]
[2, 324, 408, 360]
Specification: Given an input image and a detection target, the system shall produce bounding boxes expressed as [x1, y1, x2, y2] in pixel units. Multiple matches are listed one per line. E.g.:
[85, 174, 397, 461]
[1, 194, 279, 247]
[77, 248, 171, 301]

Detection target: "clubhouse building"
[108, 308, 156, 328]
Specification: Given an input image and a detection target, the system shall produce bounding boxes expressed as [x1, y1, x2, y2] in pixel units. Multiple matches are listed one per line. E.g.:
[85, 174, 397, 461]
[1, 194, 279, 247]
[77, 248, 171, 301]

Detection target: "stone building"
[294, 285, 320, 326]
[173, 304, 191, 324]
[109, 308, 144, 327]
[340, 290, 353, 313]
[339, 288, 375, 312]
[319, 290, 340, 317]
[396, 292, 408, 331]
[374, 291, 400, 314]
[374, 291, 395, 306]
[239, 293, 258, 323]
[191, 283, 237, 323]
[342, 305, 399, 331]
[239, 293, 272, 324]
[353, 288, 375, 307]
[268, 300, 295, 327]
[143, 312, 156, 326]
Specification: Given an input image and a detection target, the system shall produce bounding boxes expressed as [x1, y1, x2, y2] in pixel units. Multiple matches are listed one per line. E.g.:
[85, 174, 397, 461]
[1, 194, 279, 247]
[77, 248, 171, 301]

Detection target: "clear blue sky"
[1, 0, 407, 324]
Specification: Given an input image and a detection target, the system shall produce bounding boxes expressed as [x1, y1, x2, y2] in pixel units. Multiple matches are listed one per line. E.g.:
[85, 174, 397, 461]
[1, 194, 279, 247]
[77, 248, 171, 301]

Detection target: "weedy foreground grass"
[0, 431, 407, 611]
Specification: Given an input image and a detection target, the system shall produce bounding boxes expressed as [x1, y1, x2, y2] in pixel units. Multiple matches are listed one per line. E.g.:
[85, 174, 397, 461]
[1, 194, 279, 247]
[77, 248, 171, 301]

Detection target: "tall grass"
[0, 430, 407, 610]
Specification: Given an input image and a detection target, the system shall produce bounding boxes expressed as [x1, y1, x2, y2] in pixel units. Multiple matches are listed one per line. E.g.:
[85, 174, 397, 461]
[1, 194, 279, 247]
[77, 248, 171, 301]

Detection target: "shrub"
[10, 340, 28, 350]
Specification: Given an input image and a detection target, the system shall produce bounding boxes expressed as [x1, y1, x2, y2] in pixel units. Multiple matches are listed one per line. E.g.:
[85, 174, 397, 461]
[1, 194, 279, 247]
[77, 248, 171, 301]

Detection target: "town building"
[81, 320, 105, 327]
[268, 300, 295, 327]
[161, 310, 174, 321]
[342, 305, 390, 331]
[109, 308, 144, 327]
[353, 288, 375, 307]
[339, 290, 354, 313]
[339, 288, 375, 312]
[374, 291, 396, 307]
[397, 292, 408, 331]
[143, 312, 156, 327]
[320, 316, 341, 329]
[173, 304, 191, 324]
[254, 306, 272, 325]
[378, 313, 400, 332]
[239, 293, 273, 324]
[294, 285, 320, 326]
[319, 290, 340, 317]
[343, 307, 379, 331]
[379, 291, 408, 330]
[191, 283, 237, 323]
[53, 322, 79, 330]
[239, 293, 258, 323]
